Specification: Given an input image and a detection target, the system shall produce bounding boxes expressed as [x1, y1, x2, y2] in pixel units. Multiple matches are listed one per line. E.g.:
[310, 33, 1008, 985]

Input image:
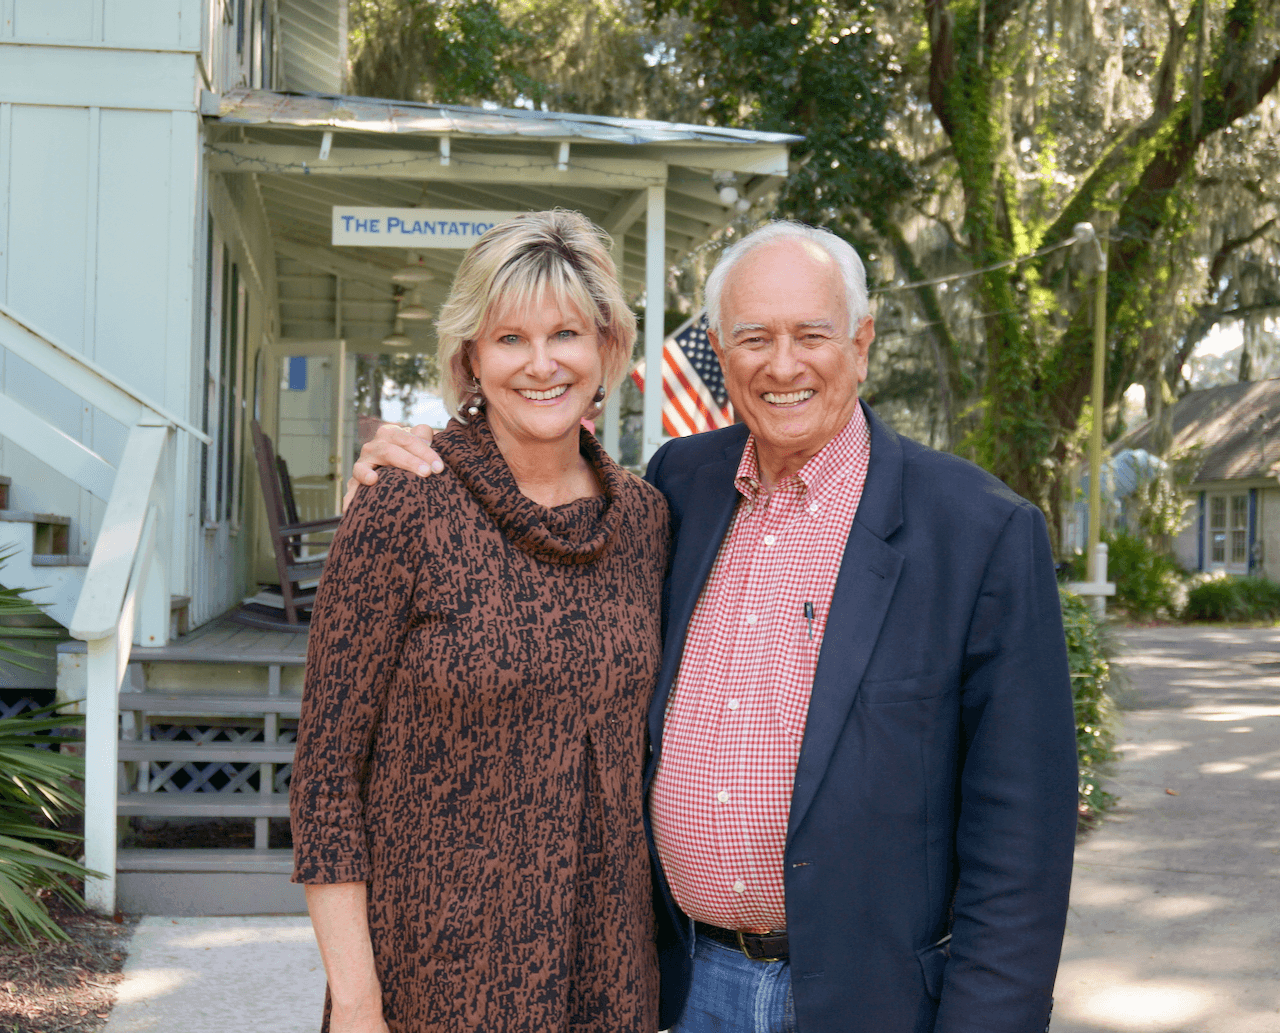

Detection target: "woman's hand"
[344, 423, 442, 510]
[329, 1001, 392, 1033]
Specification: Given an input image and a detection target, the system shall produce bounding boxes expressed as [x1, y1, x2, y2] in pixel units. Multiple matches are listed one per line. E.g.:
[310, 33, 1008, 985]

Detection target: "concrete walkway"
[98, 627, 1279, 1032]
[102, 916, 325, 1032]
[1053, 627, 1280, 1033]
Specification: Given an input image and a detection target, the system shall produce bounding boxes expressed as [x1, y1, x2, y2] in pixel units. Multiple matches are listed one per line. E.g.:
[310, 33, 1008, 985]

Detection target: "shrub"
[1104, 530, 1186, 619]
[1060, 588, 1120, 826]
[0, 554, 96, 945]
[1185, 574, 1280, 622]
[0, 703, 96, 944]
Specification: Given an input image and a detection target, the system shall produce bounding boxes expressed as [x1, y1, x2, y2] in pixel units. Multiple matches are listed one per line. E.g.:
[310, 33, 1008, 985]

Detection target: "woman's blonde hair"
[435, 210, 636, 421]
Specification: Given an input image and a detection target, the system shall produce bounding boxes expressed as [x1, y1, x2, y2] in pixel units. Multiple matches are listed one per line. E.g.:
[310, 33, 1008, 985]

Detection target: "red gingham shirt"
[650, 407, 871, 932]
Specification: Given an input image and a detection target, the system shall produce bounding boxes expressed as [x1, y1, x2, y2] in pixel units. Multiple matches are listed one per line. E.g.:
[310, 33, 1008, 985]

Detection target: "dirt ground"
[0, 895, 137, 1033]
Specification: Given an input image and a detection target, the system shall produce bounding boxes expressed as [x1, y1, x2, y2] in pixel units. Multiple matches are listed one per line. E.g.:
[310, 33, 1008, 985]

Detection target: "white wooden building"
[0, 0, 796, 913]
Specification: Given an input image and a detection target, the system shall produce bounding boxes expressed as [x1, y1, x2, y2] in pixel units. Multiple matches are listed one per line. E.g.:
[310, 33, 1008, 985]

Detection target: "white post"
[83, 629, 127, 914]
[642, 184, 666, 464]
[1091, 542, 1109, 619]
[603, 237, 624, 461]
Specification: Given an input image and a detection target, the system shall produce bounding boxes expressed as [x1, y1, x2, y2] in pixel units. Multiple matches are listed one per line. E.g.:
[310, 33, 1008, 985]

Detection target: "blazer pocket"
[915, 934, 951, 1000]
[859, 672, 952, 704]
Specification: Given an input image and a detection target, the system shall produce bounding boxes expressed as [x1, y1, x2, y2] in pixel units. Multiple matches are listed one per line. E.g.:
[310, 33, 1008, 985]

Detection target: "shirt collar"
[733, 403, 871, 506]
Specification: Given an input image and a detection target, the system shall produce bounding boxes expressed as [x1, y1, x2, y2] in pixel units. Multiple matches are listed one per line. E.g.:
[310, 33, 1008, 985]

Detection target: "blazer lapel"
[788, 404, 906, 841]
[648, 445, 743, 756]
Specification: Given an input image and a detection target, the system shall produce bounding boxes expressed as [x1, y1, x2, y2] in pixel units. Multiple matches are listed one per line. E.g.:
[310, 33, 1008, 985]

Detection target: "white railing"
[0, 302, 209, 913]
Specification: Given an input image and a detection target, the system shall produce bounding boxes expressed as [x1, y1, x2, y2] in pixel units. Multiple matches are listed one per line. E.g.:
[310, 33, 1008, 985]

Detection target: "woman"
[290, 211, 670, 1033]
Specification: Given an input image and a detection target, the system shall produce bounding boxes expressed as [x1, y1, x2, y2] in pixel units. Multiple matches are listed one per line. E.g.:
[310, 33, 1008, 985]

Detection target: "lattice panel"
[141, 722, 297, 794]
[0, 696, 42, 719]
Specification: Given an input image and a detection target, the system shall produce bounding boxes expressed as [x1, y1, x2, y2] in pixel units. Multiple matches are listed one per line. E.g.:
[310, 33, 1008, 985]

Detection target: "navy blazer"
[644, 403, 1078, 1033]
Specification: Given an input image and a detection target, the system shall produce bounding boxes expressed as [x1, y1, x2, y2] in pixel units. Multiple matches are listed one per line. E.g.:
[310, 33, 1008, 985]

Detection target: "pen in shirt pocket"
[803, 601, 815, 639]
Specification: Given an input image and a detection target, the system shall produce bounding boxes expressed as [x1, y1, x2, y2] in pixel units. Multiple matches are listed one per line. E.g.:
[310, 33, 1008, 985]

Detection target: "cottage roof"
[1122, 379, 1280, 483]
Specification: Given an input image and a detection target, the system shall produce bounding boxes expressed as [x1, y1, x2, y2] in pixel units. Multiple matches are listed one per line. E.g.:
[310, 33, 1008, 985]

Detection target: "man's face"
[709, 240, 874, 486]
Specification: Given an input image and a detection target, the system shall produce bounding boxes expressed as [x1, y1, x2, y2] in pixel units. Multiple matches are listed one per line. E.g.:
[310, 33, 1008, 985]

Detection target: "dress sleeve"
[290, 470, 429, 884]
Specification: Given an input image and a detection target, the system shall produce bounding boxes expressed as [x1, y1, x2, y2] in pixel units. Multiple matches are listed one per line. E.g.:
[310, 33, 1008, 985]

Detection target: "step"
[0, 510, 71, 556]
[119, 741, 297, 764]
[118, 692, 303, 717]
[116, 848, 305, 916]
[118, 848, 294, 874]
[31, 554, 89, 566]
[117, 792, 291, 818]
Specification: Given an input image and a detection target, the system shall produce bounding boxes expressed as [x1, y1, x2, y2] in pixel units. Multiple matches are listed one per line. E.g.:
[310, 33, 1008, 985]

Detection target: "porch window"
[201, 223, 247, 527]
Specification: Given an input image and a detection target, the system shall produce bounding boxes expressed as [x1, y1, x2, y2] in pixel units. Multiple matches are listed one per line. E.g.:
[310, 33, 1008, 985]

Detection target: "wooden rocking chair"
[250, 420, 342, 624]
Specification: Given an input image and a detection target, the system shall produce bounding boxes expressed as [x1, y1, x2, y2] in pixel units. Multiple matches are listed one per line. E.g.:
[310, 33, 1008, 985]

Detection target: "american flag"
[631, 314, 735, 436]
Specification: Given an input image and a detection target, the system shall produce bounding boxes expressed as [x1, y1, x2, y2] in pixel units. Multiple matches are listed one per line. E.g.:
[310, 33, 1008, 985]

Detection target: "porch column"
[604, 240, 623, 460]
[642, 185, 666, 463]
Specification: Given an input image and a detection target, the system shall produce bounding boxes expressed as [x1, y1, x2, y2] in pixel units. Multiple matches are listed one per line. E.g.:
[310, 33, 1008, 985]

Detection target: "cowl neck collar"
[433, 412, 624, 566]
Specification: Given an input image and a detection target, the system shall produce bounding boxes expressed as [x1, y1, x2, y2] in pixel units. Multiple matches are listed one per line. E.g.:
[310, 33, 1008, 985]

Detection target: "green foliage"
[0, 553, 96, 945]
[0, 704, 97, 945]
[651, 0, 916, 226]
[1060, 589, 1120, 825]
[1103, 530, 1186, 620]
[349, 0, 541, 104]
[1185, 574, 1280, 622]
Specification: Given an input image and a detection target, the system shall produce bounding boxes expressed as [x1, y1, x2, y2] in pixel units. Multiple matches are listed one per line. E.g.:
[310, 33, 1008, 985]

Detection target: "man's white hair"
[704, 221, 870, 337]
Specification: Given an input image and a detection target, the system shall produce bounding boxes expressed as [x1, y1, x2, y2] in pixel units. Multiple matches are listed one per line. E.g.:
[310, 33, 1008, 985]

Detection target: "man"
[348, 221, 1078, 1033]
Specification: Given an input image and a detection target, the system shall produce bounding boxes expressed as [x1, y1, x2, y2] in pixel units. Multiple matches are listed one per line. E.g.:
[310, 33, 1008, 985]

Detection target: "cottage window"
[1206, 492, 1250, 572]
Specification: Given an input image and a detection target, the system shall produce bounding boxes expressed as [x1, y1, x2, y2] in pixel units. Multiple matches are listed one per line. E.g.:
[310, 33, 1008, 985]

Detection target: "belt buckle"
[735, 929, 781, 963]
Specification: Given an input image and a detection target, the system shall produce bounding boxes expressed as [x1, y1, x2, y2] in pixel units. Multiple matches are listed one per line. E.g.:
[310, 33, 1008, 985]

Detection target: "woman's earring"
[591, 385, 606, 412]
[465, 379, 484, 418]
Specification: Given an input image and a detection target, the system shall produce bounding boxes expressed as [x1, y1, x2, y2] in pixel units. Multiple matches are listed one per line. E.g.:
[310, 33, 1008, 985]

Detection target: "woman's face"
[471, 294, 604, 454]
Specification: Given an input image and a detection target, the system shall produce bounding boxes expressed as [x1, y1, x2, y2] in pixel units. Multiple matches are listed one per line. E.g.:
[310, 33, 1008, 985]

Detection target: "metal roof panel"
[210, 89, 802, 147]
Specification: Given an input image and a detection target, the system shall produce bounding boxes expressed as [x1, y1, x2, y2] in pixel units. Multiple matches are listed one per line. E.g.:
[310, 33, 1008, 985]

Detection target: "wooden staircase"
[59, 619, 309, 916]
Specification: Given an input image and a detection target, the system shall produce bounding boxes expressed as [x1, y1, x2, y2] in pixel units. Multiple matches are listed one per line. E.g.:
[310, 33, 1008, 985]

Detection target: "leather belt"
[695, 921, 789, 962]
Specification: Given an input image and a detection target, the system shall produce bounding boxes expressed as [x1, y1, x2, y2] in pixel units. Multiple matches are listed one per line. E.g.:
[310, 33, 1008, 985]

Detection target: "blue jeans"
[670, 933, 798, 1033]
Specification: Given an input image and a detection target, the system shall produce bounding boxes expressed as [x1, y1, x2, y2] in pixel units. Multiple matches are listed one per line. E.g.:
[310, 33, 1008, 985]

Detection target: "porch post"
[84, 630, 126, 913]
[642, 184, 666, 464]
[603, 238, 623, 460]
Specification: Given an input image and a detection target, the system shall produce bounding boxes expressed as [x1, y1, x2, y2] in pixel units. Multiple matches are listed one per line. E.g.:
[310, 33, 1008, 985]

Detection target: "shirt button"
[727, 699, 740, 711]
[745, 613, 758, 625]
[716, 790, 730, 803]
[732, 880, 747, 894]
[763, 534, 776, 545]
[808, 503, 819, 514]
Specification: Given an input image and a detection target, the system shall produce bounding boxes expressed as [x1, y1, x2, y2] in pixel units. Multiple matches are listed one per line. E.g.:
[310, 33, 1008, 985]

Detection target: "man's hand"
[344, 423, 442, 511]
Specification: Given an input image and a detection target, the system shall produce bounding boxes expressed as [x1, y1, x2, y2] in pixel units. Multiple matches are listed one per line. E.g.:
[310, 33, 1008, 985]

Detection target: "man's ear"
[852, 317, 875, 384]
[708, 326, 724, 363]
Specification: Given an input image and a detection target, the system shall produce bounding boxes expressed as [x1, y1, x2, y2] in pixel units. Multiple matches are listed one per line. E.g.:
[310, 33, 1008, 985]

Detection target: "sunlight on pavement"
[171, 925, 319, 949]
[1137, 893, 1224, 920]
[113, 968, 194, 1005]
[1118, 739, 1188, 761]
[1069, 983, 1214, 1030]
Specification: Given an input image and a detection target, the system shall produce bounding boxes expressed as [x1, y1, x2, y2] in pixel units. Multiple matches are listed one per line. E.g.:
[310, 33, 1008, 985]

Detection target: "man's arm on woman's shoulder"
[343, 423, 443, 510]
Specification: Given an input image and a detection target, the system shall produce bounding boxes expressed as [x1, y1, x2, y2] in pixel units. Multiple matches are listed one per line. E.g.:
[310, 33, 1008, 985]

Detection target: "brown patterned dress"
[290, 415, 670, 1033]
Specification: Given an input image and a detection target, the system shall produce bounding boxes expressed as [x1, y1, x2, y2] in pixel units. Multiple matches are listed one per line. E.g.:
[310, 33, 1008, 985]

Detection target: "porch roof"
[205, 89, 801, 353]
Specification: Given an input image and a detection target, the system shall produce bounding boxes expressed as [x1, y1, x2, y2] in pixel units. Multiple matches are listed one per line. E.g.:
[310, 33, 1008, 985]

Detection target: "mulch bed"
[0, 894, 137, 1033]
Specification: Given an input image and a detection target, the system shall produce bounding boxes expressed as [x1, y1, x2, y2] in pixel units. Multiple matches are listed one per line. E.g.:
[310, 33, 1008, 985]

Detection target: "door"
[263, 339, 356, 520]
